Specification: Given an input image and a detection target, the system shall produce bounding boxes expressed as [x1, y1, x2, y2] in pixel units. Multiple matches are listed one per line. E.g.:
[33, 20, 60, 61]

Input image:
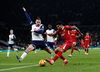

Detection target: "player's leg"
[50, 42, 56, 51]
[45, 52, 60, 65]
[7, 46, 11, 57]
[86, 48, 88, 54]
[44, 46, 55, 59]
[42, 41, 55, 58]
[46, 42, 56, 51]
[84, 45, 87, 55]
[44, 47, 52, 54]
[85, 48, 88, 55]
[46, 50, 68, 65]
[46, 46, 68, 65]
[16, 44, 35, 62]
[7, 44, 13, 57]
[86, 45, 90, 55]
[83, 43, 86, 54]
[68, 42, 76, 57]
[84, 48, 87, 55]
[46, 42, 69, 64]
[69, 47, 80, 56]
[58, 51, 68, 64]
[84, 44, 89, 55]
[53, 47, 62, 62]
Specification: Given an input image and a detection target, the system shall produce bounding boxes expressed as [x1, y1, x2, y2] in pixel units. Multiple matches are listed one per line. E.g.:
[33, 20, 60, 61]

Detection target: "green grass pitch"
[0, 49, 100, 72]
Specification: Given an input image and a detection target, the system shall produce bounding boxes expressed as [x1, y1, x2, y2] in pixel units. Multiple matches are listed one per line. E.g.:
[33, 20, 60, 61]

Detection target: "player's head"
[10, 29, 13, 34]
[35, 17, 41, 26]
[56, 21, 64, 30]
[86, 32, 89, 35]
[48, 24, 52, 29]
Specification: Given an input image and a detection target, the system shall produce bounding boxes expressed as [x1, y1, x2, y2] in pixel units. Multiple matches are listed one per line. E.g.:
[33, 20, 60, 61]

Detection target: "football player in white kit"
[7, 29, 16, 57]
[16, 18, 52, 62]
[45, 24, 56, 50]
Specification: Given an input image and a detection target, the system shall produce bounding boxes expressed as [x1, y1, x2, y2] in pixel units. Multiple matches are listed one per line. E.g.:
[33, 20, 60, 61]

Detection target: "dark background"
[0, 0, 100, 44]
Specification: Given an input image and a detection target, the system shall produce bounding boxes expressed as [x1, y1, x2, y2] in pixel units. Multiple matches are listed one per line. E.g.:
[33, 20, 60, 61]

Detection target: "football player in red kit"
[46, 23, 79, 65]
[68, 28, 82, 57]
[83, 32, 92, 55]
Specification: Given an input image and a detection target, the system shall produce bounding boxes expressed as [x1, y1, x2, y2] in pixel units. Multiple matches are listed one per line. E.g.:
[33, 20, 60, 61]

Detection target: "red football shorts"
[59, 40, 72, 52]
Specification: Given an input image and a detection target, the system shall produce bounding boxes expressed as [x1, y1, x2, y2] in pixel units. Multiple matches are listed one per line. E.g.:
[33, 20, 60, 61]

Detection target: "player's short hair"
[86, 32, 89, 34]
[36, 17, 41, 21]
[48, 24, 52, 27]
[10, 29, 13, 32]
[35, 17, 41, 24]
[56, 21, 64, 25]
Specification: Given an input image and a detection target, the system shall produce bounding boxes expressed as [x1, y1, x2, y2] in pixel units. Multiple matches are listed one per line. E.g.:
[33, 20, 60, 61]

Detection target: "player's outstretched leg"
[45, 50, 59, 65]
[69, 47, 80, 57]
[58, 51, 68, 64]
[46, 50, 68, 65]
[16, 55, 21, 62]
[16, 44, 35, 62]
[44, 47, 54, 58]
[44, 48, 52, 54]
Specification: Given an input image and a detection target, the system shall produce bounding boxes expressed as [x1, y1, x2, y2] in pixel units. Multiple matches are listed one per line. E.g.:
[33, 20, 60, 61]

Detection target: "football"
[39, 59, 46, 66]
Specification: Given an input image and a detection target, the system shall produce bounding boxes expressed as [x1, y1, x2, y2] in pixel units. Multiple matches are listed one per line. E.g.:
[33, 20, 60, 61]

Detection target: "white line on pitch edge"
[0, 64, 39, 72]
[0, 63, 33, 65]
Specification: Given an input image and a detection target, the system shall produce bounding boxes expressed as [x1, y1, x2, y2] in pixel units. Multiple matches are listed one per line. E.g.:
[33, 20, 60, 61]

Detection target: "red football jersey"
[84, 35, 91, 44]
[56, 25, 74, 51]
[70, 29, 79, 40]
[57, 25, 73, 41]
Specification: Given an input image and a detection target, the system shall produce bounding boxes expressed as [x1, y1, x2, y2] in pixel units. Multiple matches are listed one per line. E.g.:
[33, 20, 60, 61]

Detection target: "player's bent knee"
[72, 42, 76, 47]
[55, 47, 60, 51]
[26, 44, 35, 52]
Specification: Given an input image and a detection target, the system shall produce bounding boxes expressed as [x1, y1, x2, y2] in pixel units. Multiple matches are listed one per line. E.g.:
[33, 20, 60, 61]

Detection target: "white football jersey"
[31, 24, 44, 41]
[8, 34, 15, 44]
[46, 29, 55, 42]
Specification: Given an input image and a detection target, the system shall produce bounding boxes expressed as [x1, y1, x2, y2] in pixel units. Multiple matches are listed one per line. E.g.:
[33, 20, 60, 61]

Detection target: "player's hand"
[72, 26, 77, 29]
[88, 45, 90, 47]
[34, 28, 38, 31]
[61, 34, 65, 36]
[22, 7, 26, 11]
[90, 43, 92, 45]
[47, 34, 54, 36]
[44, 32, 47, 35]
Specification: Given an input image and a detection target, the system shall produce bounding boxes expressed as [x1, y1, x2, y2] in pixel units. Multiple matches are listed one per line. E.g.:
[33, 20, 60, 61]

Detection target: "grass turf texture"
[0, 49, 100, 72]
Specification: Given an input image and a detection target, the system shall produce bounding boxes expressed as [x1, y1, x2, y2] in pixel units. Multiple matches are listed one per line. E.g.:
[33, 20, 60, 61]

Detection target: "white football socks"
[7, 47, 11, 57]
[20, 52, 28, 61]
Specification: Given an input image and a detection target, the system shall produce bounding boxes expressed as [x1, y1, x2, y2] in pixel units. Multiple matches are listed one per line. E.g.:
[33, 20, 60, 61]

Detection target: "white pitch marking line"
[0, 63, 33, 65]
[0, 64, 39, 72]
